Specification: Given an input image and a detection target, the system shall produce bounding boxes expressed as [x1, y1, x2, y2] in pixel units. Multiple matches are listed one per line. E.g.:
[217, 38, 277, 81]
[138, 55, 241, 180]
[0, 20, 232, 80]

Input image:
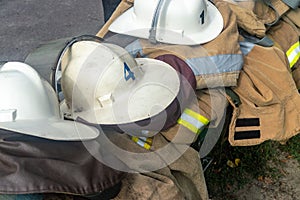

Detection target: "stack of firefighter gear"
[56, 38, 211, 199]
[93, 0, 236, 199]
[95, 0, 300, 198]
[0, 0, 299, 199]
[104, 0, 242, 137]
[94, 0, 234, 199]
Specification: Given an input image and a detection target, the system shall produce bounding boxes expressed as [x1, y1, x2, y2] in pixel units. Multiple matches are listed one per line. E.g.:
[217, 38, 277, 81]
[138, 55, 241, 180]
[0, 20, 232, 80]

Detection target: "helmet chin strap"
[149, 0, 166, 44]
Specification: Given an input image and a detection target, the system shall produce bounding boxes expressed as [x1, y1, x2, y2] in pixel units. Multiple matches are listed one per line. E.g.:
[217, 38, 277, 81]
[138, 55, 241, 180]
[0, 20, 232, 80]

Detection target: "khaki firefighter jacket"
[106, 128, 210, 200]
[267, 18, 300, 89]
[227, 42, 300, 146]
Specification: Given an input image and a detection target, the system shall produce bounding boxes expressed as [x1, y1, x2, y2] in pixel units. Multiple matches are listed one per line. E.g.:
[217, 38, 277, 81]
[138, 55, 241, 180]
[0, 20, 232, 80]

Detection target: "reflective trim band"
[282, 0, 300, 9]
[177, 109, 209, 134]
[126, 40, 243, 76]
[287, 41, 300, 68]
[239, 41, 255, 55]
[178, 118, 199, 134]
[132, 136, 151, 150]
[139, 137, 153, 145]
[186, 54, 243, 75]
[184, 109, 210, 125]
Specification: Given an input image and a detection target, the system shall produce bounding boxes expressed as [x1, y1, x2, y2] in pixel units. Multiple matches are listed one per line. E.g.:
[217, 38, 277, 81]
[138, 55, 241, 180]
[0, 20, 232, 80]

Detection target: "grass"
[278, 134, 300, 163]
[204, 125, 300, 200]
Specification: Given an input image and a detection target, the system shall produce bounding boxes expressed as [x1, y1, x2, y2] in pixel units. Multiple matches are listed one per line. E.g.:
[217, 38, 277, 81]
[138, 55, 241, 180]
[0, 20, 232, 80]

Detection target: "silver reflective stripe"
[177, 109, 209, 134]
[282, 0, 300, 9]
[287, 41, 300, 68]
[180, 112, 206, 130]
[186, 54, 243, 75]
[126, 40, 244, 76]
[131, 136, 151, 150]
[239, 41, 255, 55]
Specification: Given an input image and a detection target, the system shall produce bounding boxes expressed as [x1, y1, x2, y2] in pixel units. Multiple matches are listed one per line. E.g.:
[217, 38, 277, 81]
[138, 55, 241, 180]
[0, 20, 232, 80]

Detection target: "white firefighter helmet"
[60, 41, 180, 125]
[0, 62, 99, 141]
[109, 0, 224, 45]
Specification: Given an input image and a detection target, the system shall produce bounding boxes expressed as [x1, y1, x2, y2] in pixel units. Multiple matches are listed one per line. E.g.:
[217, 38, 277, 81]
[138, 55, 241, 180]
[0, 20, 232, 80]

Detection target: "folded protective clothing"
[254, 0, 300, 27]
[0, 129, 124, 195]
[267, 19, 300, 89]
[292, 65, 300, 91]
[267, 19, 300, 67]
[160, 88, 227, 146]
[285, 7, 300, 29]
[228, 0, 297, 27]
[140, 52, 227, 147]
[224, 1, 266, 38]
[106, 132, 209, 200]
[227, 42, 300, 146]
[99, 0, 230, 152]
[253, 0, 289, 26]
[222, 0, 297, 39]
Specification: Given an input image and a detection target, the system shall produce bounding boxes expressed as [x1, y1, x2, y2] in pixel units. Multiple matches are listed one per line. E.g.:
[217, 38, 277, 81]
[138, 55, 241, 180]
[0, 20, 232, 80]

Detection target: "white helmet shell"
[60, 41, 180, 125]
[109, 0, 224, 45]
[0, 62, 99, 141]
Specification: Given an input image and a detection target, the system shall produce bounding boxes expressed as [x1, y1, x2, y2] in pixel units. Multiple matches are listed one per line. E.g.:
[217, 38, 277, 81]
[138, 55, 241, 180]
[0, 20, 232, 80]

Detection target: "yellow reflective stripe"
[286, 41, 300, 68]
[177, 109, 210, 134]
[177, 118, 199, 134]
[287, 41, 299, 55]
[138, 136, 153, 145]
[184, 108, 209, 125]
[146, 138, 152, 145]
[132, 136, 151, 150]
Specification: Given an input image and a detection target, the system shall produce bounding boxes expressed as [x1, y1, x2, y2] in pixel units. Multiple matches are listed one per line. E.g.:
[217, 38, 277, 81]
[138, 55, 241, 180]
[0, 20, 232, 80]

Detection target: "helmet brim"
[0, 62, 99, 141]
[109, 1, 224, 45]
[0, 119, 99, 141]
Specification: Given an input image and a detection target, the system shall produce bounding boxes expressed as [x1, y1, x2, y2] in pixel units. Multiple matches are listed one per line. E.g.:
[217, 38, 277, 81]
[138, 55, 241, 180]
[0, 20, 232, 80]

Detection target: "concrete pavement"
[0, 0, 104, 61]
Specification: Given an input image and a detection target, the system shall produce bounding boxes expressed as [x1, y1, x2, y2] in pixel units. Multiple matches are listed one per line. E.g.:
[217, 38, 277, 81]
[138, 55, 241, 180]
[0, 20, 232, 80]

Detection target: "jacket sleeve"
[155, 54, 228, 144]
